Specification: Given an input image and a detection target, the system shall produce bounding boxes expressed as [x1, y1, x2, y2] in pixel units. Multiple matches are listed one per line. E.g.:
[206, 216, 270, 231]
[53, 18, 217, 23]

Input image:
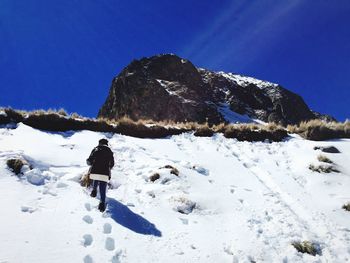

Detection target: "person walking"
[86, 138, 114, 212]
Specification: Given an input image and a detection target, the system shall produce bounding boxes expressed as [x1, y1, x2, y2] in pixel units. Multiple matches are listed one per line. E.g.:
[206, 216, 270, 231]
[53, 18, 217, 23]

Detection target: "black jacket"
[87, 145, 114, 176]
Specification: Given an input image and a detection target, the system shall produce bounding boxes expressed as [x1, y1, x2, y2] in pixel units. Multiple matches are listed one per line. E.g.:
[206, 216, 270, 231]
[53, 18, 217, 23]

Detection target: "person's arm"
[108, 151, 114, 180]
[109, 150, 115, 169]
[86, 148, 97, 166]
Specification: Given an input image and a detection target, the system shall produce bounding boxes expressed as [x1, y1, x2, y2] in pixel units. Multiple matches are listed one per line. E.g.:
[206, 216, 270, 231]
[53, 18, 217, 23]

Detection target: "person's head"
[99, 138, 108, 146]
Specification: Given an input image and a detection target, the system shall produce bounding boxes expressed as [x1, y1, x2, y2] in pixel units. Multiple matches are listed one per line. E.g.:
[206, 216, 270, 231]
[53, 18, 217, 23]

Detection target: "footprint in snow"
[103, 223, 112, 234]
[243, 162, 255, 169]
[179, 218, 189, 225]
[82, 215, 93, 224]
[56, 182, 68, 188]
[82, 234, 93, 247]
[83, 255, 93, 263]
[111, 249, 123, 263]
[21, 206, 36, 213]
[105, 237, 115, 251]
[84, 203, 92, 211]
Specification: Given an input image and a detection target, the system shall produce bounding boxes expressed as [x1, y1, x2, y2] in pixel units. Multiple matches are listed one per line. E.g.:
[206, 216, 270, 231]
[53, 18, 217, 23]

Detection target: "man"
[86, 138, 114, 212]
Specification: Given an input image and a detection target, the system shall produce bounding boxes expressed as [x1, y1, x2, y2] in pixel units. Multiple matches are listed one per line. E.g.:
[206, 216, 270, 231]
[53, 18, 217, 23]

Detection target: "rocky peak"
[98, 54, 329, 125]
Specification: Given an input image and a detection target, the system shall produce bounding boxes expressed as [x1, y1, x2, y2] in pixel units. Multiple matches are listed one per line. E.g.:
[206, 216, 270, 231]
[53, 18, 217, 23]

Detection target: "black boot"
[90, 189, 97, 197]
[98, 202, 106, 212]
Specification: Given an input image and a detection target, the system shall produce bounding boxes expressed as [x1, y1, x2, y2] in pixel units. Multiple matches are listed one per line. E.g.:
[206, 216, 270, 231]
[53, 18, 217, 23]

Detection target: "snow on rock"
[0, 124, 350, 262]
[218, 71, 278, 89]
[25, 168, 46, 185]
[171, 196, 197, 214]
[191, 164, 209, 176]
[0, 110, 7, 117]
[217, 103, 255, 123]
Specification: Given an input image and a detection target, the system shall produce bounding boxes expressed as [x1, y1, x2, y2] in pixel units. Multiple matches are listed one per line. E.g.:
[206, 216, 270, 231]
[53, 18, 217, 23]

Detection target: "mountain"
[98, 54, 331, 125]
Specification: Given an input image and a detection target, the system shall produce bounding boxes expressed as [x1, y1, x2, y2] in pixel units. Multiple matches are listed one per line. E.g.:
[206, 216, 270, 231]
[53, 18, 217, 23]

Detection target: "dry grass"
[6, 158, 26, 175]
[317, 155, 333, 164]
[292, 241, 321, 256]
[162, 165, 180, 176]
[0, 108, 25, 124]
[193, 125, 214, 137]
[1, 108, 289, 141]
[288, 119, 350, 140]
[149, 173, 160, 182]
[215, 123, 287, 142]
[309, 164, 339, 173]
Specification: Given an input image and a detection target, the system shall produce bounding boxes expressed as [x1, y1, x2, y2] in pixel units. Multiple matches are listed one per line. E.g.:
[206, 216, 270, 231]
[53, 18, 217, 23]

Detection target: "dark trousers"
[93, 180, 107, 204]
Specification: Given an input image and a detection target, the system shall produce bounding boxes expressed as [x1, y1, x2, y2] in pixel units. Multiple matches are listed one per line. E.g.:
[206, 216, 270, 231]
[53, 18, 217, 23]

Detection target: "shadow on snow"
[106, 197, 162, 237]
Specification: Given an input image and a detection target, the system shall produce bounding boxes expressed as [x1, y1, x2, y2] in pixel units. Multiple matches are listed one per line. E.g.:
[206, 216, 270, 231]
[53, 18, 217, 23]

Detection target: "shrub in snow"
[25, 169, 46, 185]
[288, 120, 350, 141]
[2, 108, 25, 124]
[194, 126, 214, 137]
[7, 158, 26, 175]
[292, 240, 321, 256]
[317, 155, 333, 164]
[308, 164, 339, 173]
[115, 118, 186, 138]
[162, 165, 179, 176]
[149, 173, 160, 182]
[173, 197, 196, 214]
[217, 123, 288, 142]
[343, 203, 350, 212]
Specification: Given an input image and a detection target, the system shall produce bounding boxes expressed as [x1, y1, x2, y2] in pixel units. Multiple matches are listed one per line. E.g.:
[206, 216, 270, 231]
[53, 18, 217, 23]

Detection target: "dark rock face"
[99, 55, 223, 124]
[99, 54, 327, 125]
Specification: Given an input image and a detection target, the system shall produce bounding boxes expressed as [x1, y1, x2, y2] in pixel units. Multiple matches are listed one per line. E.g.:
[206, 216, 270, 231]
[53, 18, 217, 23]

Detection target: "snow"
[218, 103, 255, 123]
[155, 79, 195, 104]
[218, 72, 278, 90]
[1, 123, 350, 262]
[217, 103, 265, 124]
[0, 109, 6, 116]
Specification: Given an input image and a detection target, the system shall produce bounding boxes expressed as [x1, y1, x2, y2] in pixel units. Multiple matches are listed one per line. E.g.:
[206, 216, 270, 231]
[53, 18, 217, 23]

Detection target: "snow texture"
[0, 123, 350, 262]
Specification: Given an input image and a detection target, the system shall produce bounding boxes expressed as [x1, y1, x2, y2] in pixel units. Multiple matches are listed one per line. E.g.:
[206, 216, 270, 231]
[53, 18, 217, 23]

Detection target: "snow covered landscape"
[0, 123, 349, 262]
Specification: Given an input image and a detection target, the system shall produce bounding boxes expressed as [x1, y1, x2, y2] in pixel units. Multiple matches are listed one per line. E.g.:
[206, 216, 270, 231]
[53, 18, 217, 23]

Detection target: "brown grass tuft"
[7, 158, 26, 175]
[1, 108, 289, 141]
[217, 123, 287, 142]
[288, 119, 350, 140]
[149, 173, 160, 182]
[162, 165, 180, 176]
[317, 155, 333, 164]
[292, 241, 321, 256]
[194, 125, 214, 137]
[309, 164, 339, 173]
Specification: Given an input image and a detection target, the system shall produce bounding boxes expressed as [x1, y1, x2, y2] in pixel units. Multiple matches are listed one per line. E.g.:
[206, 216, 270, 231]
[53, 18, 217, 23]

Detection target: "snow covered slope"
[0, 123, 350, 262]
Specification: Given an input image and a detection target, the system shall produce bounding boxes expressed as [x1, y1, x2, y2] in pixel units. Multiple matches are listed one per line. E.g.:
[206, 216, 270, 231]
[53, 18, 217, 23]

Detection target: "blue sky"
[0, 0, 349, 120]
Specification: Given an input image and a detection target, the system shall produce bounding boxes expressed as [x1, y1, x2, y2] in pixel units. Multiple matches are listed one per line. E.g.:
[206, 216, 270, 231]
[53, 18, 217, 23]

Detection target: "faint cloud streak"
[181, 0, 303, 70]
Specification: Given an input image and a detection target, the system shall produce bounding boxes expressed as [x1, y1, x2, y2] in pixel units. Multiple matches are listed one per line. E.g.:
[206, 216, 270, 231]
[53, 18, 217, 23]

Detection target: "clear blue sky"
[0, 0, 349, 120]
